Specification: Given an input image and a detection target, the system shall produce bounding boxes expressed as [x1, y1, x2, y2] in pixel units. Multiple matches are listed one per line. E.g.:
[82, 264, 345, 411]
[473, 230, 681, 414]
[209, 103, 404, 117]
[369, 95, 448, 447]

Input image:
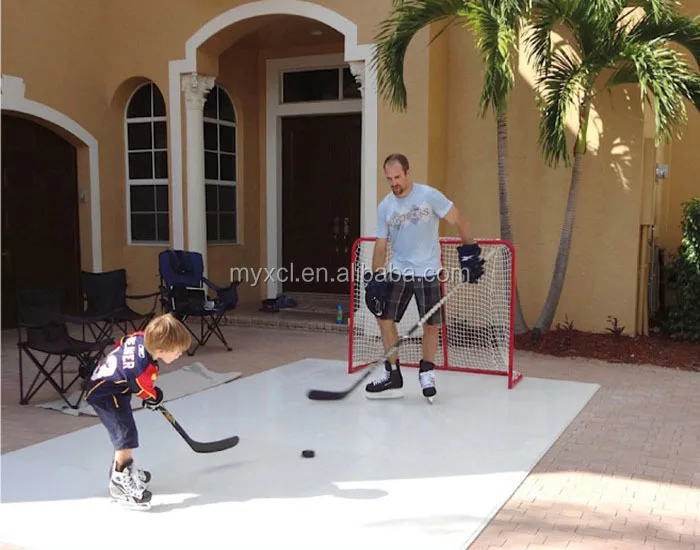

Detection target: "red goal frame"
[347, 237, 523, 389]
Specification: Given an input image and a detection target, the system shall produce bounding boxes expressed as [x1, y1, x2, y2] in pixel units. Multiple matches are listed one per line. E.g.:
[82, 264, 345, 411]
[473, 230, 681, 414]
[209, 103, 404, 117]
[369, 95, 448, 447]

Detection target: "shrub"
[662, 197, 700, 341]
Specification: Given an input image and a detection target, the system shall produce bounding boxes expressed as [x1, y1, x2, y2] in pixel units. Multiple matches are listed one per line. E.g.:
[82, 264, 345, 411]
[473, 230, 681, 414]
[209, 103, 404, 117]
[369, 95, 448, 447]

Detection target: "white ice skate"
[110, 461, 152, 510]
[134, 465, 152, 490]
[418, 360, 437, 404]
[109, 461, 151, 490]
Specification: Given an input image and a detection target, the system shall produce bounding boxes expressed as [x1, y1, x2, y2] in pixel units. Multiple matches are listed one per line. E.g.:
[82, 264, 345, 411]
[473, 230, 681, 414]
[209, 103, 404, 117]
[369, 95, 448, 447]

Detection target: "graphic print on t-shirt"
[376, 183, 453, 277]
[387, 205, 432, 229]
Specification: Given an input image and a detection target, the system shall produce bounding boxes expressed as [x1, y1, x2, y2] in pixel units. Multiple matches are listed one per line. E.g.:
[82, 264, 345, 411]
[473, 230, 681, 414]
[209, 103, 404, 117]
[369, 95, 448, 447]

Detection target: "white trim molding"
[1, 74, 103, 271]
[182, 72, 216, 276]
[168, 0, 378, 286]
[266, 53, 363, 298]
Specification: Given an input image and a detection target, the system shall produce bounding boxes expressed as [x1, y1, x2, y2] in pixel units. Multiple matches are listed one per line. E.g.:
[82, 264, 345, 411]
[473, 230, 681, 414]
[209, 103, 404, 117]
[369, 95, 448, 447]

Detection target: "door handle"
[343, 217, 350, 253]
[333, 216, 340, 253]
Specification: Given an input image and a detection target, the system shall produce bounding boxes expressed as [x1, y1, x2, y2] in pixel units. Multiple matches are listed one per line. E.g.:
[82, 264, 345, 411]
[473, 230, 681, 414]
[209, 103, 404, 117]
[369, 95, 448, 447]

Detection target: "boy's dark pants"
[89, 394, 139, 450]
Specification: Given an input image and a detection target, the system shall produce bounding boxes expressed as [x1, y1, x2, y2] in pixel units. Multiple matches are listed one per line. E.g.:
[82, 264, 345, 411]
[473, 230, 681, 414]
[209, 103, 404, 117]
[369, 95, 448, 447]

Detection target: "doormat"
[35, 362, 242, 417]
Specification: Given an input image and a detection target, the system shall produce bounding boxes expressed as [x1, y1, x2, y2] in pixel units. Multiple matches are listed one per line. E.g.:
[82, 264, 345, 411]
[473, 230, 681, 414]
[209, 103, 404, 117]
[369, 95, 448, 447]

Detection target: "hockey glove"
[363, 270, 388, 317]
[143, 387, 164, 410]
[457, 243, 485, 283]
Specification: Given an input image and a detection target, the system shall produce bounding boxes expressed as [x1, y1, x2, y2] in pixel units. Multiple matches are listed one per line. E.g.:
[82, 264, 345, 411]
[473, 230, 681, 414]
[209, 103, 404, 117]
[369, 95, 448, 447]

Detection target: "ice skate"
[418, 360, 437, 404]
[365, 360, 403, 399]
[109, 460, 152, 510]
[109, 462, 151, 488]
[135, 465, 152, 487]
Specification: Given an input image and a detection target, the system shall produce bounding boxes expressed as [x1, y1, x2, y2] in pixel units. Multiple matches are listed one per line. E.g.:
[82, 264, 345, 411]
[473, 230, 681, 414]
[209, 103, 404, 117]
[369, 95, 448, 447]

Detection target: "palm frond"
[526, 0, 568, 70]
[623, 42, 699, 143]
[625, 0, 677, 22]
[605, 61, 638, 87]
[463, 1, 521, 116]
[682, 73, 700, 112]
[535, 46, 591, 167]
[372, 0, 467, 111]
[481, 0, 533, 21]
[628, 11, 700, 69]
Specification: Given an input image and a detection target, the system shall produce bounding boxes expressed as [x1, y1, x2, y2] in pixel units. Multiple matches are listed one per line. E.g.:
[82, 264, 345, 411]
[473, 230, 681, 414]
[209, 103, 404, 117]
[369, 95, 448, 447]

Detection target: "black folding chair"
[158, 249, 240, 356]
[80, 269, 160, 340]
[16, 287, 114, 409]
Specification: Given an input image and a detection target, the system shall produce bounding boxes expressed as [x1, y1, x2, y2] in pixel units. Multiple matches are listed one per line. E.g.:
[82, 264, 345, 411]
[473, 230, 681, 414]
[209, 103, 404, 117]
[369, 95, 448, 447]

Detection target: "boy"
[85, 313, 192, 509]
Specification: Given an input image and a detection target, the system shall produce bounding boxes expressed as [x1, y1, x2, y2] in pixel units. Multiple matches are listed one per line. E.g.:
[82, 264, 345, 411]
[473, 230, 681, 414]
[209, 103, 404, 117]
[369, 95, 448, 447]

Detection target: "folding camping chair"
[158, 250, 240, 355]
[80, 268, 160, 340]
[15, 287, 115, 409]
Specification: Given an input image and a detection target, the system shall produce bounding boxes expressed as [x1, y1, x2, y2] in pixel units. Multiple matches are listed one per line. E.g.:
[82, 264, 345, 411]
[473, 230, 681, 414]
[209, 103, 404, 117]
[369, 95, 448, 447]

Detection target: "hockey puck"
[301, 449, 315, 458]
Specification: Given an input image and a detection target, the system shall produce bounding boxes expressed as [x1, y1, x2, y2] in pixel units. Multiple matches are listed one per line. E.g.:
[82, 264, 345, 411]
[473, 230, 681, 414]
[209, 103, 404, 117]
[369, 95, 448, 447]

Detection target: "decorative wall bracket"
[348, 61, 365, 96]
[181, 72, 215, 110]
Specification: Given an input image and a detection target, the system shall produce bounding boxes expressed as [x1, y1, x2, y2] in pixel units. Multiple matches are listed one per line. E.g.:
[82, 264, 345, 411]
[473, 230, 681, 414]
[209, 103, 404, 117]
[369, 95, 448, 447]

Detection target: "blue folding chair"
[158, 250, 240, 355]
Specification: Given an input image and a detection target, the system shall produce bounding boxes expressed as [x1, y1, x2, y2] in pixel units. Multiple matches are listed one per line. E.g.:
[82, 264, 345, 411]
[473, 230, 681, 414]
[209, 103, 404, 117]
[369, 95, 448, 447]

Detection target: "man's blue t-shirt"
[376, 183, 453, 277]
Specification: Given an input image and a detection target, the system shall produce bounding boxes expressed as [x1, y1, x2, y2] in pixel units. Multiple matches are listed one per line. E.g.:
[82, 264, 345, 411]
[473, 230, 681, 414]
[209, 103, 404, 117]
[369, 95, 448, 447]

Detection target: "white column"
[350, 56, 378, 238]
[181, 72, 215, 274]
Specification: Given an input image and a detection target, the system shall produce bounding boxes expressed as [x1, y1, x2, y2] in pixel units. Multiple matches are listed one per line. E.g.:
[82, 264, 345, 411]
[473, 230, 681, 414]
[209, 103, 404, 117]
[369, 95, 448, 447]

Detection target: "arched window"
[203, 85, 238, 243]
[125, 82, 169, 243]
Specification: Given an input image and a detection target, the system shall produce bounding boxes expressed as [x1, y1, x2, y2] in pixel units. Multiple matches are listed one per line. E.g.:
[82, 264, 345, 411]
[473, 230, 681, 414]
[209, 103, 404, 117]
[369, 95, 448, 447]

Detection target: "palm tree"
[525, 0, 700, 340]
[372, 0, 532, 334]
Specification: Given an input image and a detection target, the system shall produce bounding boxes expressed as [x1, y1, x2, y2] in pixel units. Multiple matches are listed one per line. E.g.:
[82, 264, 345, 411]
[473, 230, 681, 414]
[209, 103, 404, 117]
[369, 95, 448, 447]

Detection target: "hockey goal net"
[348, 237, 522, 389]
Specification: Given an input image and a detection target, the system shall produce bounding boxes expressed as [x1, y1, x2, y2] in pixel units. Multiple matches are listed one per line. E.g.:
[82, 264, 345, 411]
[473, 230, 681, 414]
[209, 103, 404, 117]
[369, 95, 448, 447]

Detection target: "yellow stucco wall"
[2, 0, 697, 332]
[659, 108, 700, 253]
[439, 26, 650, 332]
[1, 0, 106, 275]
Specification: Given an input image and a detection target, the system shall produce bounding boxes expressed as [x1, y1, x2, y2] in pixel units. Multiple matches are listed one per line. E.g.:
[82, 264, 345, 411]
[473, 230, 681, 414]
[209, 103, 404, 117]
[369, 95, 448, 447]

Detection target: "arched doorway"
[1, 114, 82, 328]
[168, 0, 378, 299]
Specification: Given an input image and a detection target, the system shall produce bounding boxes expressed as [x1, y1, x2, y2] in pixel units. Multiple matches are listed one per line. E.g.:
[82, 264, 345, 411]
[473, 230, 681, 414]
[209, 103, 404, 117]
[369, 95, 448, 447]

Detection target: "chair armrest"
[17, 318, 56, 329]
[202, 277, 241, 292]
[126, 291, 161, 300]
[202, 277, 223, 292]
[63, 313, 114, 326]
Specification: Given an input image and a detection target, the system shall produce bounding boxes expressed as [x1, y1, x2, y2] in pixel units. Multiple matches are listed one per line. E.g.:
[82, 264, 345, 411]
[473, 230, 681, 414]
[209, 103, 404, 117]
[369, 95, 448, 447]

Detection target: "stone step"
[216, 300, 350, 334]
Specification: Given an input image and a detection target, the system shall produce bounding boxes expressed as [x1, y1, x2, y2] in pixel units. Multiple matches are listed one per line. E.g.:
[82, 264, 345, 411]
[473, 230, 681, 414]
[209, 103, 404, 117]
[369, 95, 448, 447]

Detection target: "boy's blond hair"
[143, 313, 191, 355]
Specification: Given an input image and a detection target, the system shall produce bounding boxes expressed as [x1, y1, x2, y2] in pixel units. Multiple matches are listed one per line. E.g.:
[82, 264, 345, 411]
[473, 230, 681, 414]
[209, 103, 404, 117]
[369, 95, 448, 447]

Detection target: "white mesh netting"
[348, 238, 520, 387]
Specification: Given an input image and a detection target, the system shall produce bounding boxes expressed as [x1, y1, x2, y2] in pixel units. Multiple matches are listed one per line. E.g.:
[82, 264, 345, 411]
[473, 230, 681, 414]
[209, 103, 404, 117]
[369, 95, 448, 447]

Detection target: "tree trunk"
[496, 113, 529, 335]
[531, 151, 583, 336]
[530, 93, 592, 342]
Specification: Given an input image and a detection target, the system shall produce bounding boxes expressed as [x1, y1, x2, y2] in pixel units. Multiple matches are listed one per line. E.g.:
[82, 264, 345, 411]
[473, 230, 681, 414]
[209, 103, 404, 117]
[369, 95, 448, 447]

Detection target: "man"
[363, 153, 485, 402]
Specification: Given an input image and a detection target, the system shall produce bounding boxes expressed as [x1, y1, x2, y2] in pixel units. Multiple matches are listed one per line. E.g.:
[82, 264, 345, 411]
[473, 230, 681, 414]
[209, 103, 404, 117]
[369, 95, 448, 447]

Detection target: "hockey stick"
[306, 247, 496, 401]
[156, 404, 240, 453]
[310, 285, 478, 402]
[306, 282, 463, 401]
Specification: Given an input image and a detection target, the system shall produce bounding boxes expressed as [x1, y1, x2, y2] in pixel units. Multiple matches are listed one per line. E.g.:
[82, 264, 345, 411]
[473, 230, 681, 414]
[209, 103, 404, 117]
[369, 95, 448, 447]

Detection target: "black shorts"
[89, 394, 139, 450]
[381, 275, 444, 325]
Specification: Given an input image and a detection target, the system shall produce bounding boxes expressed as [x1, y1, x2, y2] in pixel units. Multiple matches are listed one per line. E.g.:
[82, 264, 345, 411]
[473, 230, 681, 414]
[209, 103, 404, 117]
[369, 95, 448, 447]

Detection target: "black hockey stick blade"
[306, 367, 376, 400]
[157, 405, 240, 453]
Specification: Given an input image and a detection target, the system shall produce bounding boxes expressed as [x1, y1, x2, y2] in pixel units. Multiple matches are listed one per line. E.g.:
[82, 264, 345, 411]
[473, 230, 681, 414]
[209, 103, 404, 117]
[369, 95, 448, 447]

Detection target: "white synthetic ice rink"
[0, 358, 599, 550]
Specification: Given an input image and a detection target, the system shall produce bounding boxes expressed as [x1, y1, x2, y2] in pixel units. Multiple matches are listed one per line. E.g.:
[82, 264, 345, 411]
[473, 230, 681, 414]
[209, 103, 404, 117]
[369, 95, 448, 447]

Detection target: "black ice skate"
[365, 360, 403, 399]
[418, 360, 437, 403]
[110, 460, 152, 510]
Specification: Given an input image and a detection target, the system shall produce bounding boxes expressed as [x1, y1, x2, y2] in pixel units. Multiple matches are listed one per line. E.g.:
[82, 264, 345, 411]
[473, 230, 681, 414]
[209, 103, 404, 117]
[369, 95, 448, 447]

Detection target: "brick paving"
[2, 323, 699, 549]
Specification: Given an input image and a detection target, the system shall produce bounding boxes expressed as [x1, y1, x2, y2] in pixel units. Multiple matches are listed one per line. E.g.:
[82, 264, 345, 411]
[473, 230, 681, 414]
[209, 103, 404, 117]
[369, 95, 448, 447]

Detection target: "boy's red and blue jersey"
[85, 332, 159, 402]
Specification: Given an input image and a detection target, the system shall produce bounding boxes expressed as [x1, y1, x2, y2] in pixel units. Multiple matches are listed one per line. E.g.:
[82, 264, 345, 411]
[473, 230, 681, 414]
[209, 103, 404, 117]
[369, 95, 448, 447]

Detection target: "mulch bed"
[514, 330, 700, 371]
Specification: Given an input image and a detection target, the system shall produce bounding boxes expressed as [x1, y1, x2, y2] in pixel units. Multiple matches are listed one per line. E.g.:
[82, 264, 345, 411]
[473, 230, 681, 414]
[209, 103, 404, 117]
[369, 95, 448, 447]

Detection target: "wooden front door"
[281, 113, 361, 294]
[1, 114, 82, 328]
